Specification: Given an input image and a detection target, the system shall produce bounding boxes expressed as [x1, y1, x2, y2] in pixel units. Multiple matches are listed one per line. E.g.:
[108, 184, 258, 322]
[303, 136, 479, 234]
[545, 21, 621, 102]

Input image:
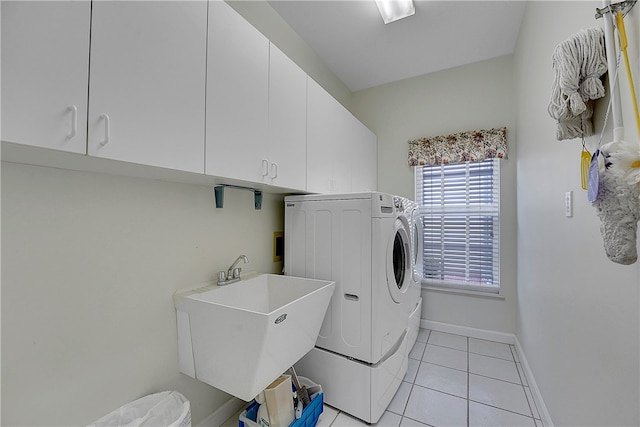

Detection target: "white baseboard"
[514, 336, 554, 427]
[197, 396, 245, 427]
[421, 319, 515, 344]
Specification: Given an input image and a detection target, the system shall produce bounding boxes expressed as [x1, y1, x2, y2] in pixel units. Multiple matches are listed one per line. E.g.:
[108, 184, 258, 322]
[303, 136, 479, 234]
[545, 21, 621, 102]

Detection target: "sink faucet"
[227, 255, 249, 278]
[217, 255, 249, 286]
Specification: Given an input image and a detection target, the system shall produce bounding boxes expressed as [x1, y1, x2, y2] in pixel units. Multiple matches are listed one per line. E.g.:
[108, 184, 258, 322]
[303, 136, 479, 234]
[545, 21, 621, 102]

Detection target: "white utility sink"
[174, 273, 335, 401]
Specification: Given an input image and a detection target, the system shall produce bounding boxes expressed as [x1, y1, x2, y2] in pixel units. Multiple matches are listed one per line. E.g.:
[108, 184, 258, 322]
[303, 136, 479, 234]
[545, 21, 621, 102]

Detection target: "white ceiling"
[269, 0, 527, 92]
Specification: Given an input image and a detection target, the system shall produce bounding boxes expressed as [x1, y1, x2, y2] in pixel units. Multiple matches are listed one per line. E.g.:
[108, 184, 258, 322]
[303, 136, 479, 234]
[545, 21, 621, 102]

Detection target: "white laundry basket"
[88, 391, 191, 427]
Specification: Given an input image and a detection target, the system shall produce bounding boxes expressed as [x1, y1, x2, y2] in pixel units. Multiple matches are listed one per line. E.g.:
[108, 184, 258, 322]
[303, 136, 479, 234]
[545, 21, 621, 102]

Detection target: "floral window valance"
[408, 127, 507, 166]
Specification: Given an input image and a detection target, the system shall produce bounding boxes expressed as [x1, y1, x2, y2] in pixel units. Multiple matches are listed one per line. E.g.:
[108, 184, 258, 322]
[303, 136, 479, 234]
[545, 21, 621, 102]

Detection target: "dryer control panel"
[393, 196, 405, 213]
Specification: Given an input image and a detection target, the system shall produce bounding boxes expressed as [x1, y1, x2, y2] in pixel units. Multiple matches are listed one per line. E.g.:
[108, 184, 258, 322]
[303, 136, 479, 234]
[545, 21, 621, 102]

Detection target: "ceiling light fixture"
[375, 0, 415, 24]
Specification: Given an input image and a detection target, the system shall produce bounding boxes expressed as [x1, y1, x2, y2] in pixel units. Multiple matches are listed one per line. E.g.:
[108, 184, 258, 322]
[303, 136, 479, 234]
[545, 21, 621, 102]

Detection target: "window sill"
[422, 284, 505, 300]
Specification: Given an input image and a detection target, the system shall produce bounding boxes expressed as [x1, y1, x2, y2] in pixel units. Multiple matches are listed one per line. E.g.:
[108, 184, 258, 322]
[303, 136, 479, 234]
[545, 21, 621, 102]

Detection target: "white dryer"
[393, 196, 422, 320]
[400, 196, 423, 352]
[284, 192, 413, 423]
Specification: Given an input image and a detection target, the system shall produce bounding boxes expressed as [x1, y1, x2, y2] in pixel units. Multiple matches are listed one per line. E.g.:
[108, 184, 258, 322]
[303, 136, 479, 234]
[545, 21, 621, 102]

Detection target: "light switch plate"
[565, 191, 573, 217]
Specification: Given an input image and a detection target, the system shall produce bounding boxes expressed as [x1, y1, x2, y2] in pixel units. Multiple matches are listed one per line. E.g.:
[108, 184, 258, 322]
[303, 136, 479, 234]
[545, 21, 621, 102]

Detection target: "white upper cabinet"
[87, 1, 207, 173]
[267, 43, 307, 191]
[307, 78, 376, 194]
[206, 1, 269, 183]
[350, 119, 378, 192]
[1, 1, 90, 153]
[1, 0, 375, 193]
[306, 78, 345, 194]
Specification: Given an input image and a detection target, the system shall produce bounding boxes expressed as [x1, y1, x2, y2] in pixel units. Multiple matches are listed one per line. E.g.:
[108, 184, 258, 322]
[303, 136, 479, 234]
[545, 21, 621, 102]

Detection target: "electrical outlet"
[273, 231, 283, 262]
[565, 191, 573, 217]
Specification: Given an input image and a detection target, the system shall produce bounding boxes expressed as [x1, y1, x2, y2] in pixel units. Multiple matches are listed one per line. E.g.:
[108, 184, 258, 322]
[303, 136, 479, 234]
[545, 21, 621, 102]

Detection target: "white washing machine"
[284, 192, 414, 423]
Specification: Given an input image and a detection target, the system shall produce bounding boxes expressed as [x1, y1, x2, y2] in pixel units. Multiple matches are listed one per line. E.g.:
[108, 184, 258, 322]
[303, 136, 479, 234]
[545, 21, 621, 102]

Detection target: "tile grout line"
[468, 371, 526, 387]
[425, 341, 516, 363]
[510, 343, 537, 421]
[412, 359, 467, 373]
[515, 361, 528, 386]
[425, 342, 468, 353]
[524, 385, 542, 421]
[467, 399, 539, 420]
[401, 413, 437, 427]
[528, 395, 543, 420]
[468, 351, 516, 362]
[407, 376, 539, 423]
[401, 329, 430, 426]
[510, 345, 543, 422]
[410, 382, 469, 402]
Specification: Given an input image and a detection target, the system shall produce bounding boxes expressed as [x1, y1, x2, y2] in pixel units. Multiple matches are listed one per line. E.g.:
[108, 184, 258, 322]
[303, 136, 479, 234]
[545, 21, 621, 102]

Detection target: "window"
[415, 158, 500, 293]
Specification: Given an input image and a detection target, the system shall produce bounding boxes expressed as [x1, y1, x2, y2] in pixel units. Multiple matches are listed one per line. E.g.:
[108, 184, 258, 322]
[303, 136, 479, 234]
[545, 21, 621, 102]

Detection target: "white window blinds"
[415, 158, 500, 293]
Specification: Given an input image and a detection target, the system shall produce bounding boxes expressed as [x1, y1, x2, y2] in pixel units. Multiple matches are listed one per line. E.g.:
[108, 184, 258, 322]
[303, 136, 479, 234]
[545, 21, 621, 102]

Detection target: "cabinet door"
[88, 1, 207, 173]
[331, 108, 353, 193]
[1, 1, 90, 153]
[206, 1, 269, 183]
[307, 79, 340, 193]
[350, 120, 377, 192]
[268, 44, 307, 191]
[307, 78, 353, 194]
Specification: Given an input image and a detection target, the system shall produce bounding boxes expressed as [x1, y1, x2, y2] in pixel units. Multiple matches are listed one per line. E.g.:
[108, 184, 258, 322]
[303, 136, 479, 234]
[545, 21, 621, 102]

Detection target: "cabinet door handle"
[99, 114, 110, 146]
[271, 162, 278, 179]
[66, 105, 77, 139]
[261, 159, 269, 177]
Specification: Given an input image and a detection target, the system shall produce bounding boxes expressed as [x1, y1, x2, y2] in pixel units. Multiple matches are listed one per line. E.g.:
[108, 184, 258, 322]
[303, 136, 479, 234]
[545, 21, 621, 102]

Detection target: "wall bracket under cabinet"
[214, 185, 262, 210]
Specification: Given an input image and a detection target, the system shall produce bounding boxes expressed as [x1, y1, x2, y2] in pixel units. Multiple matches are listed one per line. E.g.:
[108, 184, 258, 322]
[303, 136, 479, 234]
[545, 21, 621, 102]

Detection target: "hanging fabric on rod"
[547, 27, 608, 140]
[592, 0, 640, 265]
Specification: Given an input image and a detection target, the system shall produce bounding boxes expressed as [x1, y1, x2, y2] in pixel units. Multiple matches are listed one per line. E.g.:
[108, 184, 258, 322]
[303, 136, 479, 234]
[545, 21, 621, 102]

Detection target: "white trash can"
[88, 391, 191, 427]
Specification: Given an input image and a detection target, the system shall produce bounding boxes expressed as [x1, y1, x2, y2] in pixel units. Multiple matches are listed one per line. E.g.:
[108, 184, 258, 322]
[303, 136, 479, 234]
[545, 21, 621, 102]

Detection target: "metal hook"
[595, 0, 637, 19]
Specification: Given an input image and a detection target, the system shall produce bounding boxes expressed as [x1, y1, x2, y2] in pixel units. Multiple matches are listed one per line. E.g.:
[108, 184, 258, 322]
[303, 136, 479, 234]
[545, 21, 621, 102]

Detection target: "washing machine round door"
[387, 217, 411, 303]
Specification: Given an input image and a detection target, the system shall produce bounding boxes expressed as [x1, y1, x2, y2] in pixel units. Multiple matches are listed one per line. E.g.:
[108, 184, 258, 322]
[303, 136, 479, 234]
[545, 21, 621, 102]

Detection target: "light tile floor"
[226, 329, 545, 427]
[317, 329, 545, 427]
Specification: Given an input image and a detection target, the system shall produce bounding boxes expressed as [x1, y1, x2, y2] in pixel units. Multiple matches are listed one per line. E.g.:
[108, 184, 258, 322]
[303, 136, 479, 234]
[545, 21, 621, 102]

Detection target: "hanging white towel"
[548, 27, 608, 140]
